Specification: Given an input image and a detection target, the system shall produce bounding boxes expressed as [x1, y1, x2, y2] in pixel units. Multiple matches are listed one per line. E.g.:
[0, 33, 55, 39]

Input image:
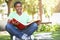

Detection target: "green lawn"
[0, 35, 10, 40]
[0, 31, 60, 40]
[52, 30, 60, 40]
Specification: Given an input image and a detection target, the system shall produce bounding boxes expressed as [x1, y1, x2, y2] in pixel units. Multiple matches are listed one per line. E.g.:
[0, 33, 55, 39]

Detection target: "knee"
[5, 23, 12, 30]
[6, 23, 13, 27]
[32, 23, 38, 28]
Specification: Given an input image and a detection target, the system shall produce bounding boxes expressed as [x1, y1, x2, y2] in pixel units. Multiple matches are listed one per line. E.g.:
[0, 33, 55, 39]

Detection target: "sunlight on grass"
[0, 35, 10, 40]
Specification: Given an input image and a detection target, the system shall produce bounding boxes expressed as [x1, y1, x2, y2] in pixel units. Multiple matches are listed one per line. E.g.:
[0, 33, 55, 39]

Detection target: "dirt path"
[0, 31, 9, 35]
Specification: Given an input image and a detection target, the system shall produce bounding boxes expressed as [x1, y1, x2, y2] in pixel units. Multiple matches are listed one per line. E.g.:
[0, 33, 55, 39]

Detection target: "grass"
[0, 33, 60, 40]
[52, 30, 60, 40]
[0, 35, 10, 40]
[0, 29, 60, 40]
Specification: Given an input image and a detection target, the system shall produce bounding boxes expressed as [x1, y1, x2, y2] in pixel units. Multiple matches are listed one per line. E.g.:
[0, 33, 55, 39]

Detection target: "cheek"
[15, 7, 19, 9]
[15, 7, 22, 11]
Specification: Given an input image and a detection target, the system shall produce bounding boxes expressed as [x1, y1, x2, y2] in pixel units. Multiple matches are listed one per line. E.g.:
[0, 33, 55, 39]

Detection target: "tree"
[42, 0, 58, 21]
[0, 0, 3, 4]
[54, 1, 60, 13]
[38, 0, 43, 22]
[5, 0, 12, 16]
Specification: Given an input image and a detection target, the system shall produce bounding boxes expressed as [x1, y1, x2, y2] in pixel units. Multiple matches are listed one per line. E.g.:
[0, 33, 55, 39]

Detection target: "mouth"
[17, 9, 21, 11]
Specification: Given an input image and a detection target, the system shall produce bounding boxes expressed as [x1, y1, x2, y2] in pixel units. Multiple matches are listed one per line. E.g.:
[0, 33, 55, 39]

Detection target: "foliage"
[37, 24, 52, 32]
[52, 24, 60, 31]
[0, 10, 3, 13]
[34, 24, 60, 34]
[42, 0, 57, 17]
[52, 24, 60, 40]
[0, 0, 4, 4]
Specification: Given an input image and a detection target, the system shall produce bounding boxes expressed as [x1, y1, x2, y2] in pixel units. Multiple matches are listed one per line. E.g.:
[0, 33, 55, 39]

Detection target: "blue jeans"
[5, 22, 38, 39]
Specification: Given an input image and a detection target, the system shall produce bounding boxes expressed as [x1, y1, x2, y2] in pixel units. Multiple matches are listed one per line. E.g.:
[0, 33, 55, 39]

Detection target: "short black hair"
[14, 1, 22, 7]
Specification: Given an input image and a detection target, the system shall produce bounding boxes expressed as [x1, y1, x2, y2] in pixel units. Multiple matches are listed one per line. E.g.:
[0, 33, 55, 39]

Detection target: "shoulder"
[22, 12, 29, 16]
[9, 12, 16, 16]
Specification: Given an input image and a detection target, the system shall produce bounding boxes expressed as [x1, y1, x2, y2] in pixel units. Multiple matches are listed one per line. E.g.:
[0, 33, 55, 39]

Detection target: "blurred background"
[0, 0, 60, 40]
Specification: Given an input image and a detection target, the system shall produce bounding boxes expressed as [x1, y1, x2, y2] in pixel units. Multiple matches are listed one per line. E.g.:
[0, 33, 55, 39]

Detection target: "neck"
[17, 12, 22, 16]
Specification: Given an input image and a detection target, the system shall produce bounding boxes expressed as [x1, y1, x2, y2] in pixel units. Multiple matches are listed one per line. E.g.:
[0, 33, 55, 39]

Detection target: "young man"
[5, 1, 40, 40]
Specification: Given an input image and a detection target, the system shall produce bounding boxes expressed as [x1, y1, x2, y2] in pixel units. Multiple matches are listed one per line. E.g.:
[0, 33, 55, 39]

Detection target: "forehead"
[16, 3, 22, 6]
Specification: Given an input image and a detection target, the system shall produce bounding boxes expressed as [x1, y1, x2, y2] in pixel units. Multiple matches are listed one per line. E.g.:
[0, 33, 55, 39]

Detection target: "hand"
[35, 20, 41, 25]
[8, 19, 12, 23]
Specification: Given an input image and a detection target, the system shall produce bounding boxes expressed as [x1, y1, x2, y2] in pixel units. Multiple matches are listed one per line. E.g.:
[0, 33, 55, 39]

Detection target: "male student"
[5, 1, 40, 40]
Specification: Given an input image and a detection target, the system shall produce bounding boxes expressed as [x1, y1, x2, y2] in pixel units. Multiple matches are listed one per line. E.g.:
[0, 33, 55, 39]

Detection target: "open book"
[10, 18, 40, 30]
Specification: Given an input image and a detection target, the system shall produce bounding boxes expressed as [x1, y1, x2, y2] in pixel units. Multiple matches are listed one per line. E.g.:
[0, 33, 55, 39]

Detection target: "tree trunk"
[5, 0, 12, 16]
[38, 0, 43, 22]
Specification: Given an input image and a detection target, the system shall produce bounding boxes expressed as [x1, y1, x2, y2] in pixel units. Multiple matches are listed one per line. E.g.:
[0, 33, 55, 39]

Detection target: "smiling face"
[14, 3, 22, 14]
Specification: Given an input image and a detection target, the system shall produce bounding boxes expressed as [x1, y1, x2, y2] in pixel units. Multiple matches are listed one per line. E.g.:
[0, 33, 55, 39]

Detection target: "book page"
[25, 19, 40, 25]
